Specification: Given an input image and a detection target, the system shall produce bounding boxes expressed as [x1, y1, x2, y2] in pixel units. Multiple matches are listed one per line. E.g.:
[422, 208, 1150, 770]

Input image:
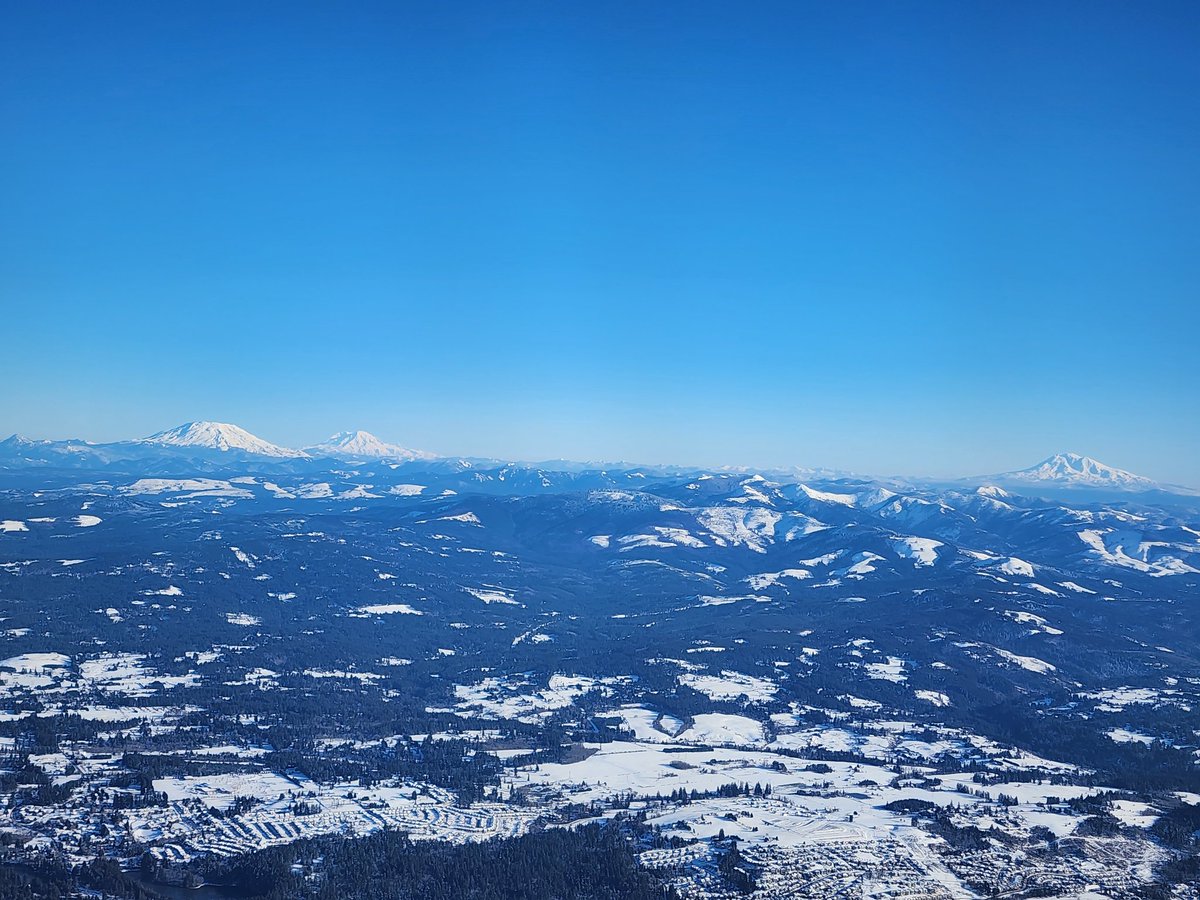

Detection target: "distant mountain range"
[0, 422, 1193, 497]
[0, 422, 433, 468]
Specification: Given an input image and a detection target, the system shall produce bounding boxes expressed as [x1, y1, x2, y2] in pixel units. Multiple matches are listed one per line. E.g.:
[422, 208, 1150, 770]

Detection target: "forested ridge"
[193, 824, 673, 900]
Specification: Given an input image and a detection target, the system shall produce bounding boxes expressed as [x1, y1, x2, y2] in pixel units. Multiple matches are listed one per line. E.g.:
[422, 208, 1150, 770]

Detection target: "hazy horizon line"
[5, 418, 1194, 490]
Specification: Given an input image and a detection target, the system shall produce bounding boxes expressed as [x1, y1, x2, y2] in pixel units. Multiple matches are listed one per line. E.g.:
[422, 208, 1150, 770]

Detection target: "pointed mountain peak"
[305, 430, 435, 461]
[142, 422, 307, 458]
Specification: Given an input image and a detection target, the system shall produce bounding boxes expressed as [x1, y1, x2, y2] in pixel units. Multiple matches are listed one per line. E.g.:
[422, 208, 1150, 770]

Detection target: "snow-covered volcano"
[141, 422, 307, 458]
[992, 452, 1157, 490]
[305, 430, 435, 461]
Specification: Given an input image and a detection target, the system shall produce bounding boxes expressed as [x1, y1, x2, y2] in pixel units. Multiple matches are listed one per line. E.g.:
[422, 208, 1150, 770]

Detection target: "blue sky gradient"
[3, 2, 1198, 482]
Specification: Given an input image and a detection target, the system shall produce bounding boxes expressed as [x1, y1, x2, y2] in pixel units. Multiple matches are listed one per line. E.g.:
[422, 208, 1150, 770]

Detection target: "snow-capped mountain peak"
[305, 430, 435, 461]
[975, 484, 1011, 499]
[996, 452, 1156, 490]
[141, 422, 307, 458]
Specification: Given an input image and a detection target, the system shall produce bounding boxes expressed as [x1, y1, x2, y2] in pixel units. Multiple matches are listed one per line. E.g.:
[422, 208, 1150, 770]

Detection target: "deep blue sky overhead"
[2, 2, 1198, 483]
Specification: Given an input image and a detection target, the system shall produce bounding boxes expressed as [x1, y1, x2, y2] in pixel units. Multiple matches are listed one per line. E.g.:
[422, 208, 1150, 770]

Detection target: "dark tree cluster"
[188, 824, 675, 900]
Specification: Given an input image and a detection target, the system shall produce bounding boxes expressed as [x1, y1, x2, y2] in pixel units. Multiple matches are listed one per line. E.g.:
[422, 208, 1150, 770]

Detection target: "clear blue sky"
[3, 2, 1198, 483]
